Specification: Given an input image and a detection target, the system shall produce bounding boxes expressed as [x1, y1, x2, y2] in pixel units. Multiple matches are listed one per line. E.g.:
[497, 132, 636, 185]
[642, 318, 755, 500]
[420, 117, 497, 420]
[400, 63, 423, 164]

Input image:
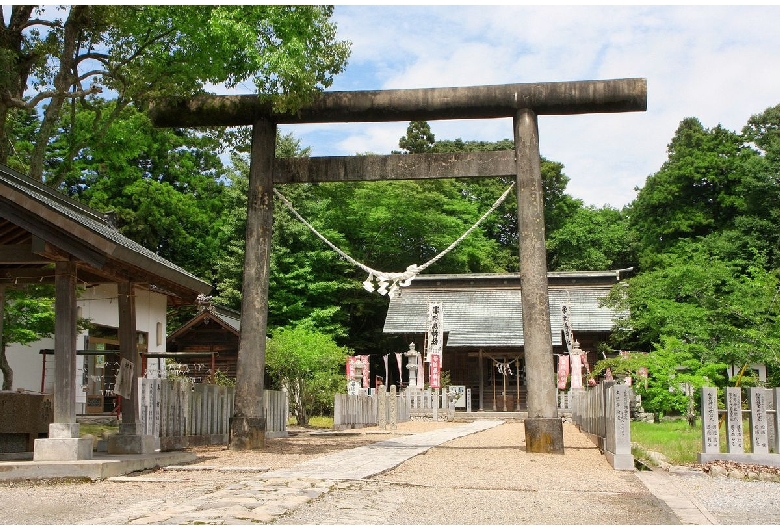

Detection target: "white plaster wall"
[1, 284, 169, 408]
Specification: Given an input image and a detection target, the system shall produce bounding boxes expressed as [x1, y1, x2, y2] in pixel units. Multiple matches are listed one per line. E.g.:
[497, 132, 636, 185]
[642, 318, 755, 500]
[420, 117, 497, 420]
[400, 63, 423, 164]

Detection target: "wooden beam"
[149, 78, 647, 128]
[0, 244, 50, 263]
[273, 151, 515, 184]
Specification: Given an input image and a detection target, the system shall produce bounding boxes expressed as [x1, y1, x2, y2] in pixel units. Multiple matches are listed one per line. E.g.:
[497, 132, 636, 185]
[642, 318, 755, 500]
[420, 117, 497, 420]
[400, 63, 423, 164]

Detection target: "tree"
[1, 5, 350, 182]
[546, 205, 636, 271]
[628, 117, 756, 269]
[398, 120, 435, 154]
[0, 285, 55, 390]
[265, 324, 350, 426]
[53, 101, 228, 280]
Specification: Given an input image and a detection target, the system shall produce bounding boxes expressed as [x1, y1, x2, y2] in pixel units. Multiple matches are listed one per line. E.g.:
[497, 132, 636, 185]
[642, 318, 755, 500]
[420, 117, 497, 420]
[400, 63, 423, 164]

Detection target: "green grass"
[631, 419, 703, 464]
[287, 415, 334, 429]
[78, 423, 119, 438]
[631, 418, 753, 465]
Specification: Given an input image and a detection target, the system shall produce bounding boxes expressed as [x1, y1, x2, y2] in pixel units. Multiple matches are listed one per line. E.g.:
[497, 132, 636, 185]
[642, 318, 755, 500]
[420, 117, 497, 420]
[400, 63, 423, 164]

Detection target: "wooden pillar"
[230, 117, 276, 450]
[515, 108, 564, 454]
[0, 285, 5, 390]
[478, 350, 484, 411]
[53, 260, 78, 425]
[117, 281, 140, 431]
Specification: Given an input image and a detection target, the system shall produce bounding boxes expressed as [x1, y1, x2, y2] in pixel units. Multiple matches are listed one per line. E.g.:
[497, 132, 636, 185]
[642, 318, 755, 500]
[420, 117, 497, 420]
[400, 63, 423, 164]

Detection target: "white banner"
[561, 303, 573, 353]
[426, 302, 444, 359]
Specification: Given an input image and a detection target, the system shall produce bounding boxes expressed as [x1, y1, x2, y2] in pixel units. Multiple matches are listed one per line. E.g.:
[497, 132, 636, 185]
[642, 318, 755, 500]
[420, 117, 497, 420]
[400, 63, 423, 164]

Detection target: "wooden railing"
[140, 378, 287, 450]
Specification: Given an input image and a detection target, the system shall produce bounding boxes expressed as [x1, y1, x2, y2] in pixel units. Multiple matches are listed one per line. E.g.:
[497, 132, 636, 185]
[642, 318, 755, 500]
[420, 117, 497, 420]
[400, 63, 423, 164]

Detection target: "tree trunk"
[28, 6, 89, 182]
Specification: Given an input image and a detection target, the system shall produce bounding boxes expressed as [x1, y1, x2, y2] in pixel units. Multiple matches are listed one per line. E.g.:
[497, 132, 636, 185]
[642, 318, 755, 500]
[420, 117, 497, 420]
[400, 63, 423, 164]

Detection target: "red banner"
[557, 355, 569, 390]
[429, 354, 441, 388]
[360, 355, 370, 389]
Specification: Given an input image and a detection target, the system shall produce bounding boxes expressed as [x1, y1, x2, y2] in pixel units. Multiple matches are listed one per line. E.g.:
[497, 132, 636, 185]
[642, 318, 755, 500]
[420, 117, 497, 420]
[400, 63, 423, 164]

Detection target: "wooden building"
[165, 303, 241, 382]
[382, 271, 630, 411]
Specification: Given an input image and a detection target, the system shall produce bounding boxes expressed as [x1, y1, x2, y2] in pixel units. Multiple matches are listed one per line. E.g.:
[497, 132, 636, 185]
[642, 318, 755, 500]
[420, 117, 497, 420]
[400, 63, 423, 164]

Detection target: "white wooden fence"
[334, 386, 458, 429]
[699, 386, 780, 467]
[140, 378, 287, 450]
[570, 382, 634, 470]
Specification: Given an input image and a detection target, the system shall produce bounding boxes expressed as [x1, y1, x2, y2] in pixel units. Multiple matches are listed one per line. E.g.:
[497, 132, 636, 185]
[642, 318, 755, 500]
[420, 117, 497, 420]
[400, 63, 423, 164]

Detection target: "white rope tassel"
[273, 182, 515, 296]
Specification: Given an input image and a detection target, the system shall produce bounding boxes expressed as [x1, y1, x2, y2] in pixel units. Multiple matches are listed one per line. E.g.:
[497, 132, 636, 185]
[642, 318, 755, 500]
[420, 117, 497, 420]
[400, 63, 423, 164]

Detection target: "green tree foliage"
[605, 105, 780, 408]
[628, 117, 757, 269]
[1, 5, 350, 181]
[265, 324, 351, 426]
[0, 285, 55, 390]
[51, 102, 228, 281]
[546, 205, 635, 271]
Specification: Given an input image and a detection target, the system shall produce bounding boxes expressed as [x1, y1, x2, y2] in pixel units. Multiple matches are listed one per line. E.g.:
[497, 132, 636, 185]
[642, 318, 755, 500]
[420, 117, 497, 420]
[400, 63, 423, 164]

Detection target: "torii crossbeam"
[150, 78, 646, 453]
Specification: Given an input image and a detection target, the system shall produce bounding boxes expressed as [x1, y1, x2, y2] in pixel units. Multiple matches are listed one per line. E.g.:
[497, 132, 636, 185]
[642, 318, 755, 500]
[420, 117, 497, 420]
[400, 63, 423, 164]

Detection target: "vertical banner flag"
[561, 303, 573, 353]
[570, 348, 583, 389]
[395, 353, 403, 385]
[426, 302, 444, 361]
[383, 354, 389, 386]
[557, 355, 570, 390]
[360, 355, 370, 389]
[429, 354, 441, 388]
[346, 356, 354, 380]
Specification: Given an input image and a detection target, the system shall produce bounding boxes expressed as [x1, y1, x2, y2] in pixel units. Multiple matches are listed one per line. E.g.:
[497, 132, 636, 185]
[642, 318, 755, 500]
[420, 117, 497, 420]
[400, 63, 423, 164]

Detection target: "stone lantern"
[405, 343, 420, 389]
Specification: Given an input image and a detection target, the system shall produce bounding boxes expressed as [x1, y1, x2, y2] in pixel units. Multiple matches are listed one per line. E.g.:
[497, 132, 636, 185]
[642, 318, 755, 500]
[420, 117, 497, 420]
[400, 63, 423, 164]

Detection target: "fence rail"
[334, 386, 455, 429]
[140, 378, 287, 451]
[570, 382, 633, 470]
[699, 386, 780, 467]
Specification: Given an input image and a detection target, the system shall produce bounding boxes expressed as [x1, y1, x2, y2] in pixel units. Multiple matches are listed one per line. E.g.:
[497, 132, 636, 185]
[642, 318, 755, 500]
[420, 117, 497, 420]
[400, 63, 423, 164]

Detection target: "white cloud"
[291, 5, 780, 208]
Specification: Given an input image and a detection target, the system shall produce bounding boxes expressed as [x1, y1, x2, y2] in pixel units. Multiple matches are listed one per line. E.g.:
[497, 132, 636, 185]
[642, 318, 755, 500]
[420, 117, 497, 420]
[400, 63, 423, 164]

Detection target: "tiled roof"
[383, 272, 627, 347]
[0, 163, 211, 296]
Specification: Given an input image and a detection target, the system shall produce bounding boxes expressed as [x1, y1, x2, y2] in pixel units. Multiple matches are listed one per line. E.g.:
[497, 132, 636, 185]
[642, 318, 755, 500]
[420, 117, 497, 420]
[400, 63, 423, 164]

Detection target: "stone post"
[389, 384, 397, 431]
[700, 387, 720, 454]
[231, 117, 276, 450]
[750, 387, 769, 454]
[774, 389, 780, 454]
[377, 384, 387, 430]
[726, 387, 744, 453]
[514, 108, 563, 454]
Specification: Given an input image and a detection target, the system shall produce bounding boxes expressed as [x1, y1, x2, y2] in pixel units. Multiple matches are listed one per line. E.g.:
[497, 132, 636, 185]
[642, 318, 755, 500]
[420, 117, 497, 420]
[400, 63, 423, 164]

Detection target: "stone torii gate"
[150, 78, 646, 454]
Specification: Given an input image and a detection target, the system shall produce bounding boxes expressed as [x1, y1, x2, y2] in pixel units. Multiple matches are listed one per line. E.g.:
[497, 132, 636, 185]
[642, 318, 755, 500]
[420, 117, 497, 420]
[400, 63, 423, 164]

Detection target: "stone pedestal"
[33, 422, 93, 461]
[524, 418, 564, 454]
[107, 434, 157, 454]
[229, 415, 266, 450]
[108, 422, 156, 455]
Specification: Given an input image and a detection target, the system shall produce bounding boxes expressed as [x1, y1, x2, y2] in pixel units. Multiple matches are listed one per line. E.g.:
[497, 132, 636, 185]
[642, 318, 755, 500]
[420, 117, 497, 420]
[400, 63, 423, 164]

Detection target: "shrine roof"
[0, 163, 211, 301]
[382, 271, 629, 348]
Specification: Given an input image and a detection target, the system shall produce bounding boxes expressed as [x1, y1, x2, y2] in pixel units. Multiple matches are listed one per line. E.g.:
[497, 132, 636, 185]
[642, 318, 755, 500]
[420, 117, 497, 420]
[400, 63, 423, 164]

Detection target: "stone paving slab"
[260, 419, 503, 480]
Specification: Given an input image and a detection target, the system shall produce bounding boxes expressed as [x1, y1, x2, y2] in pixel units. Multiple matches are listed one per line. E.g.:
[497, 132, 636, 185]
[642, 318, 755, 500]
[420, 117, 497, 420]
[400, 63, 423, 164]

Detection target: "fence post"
[389, 385, 397, 430]
[377, 384, 387, 430]
[750, 387, 770, 454]
[773, 389, 780, 454]
[700, 387, 720, 455]
[726, 387, 745, 453]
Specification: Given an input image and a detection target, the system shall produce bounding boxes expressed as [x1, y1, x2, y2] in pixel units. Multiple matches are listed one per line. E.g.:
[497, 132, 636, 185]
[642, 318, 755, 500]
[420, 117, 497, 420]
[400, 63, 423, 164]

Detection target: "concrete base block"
[606, 451, 636, 471]
[107, 434, 157, 455]
[524, 417, 565, 454]
[49, 423, 80, 439]
[698, 452, 780, 467]
[33, 437, 93, 461]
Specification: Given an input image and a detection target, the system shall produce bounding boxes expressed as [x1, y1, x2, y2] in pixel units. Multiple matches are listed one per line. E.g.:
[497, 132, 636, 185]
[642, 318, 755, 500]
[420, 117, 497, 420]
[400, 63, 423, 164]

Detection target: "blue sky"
[275, 5, 780, 209]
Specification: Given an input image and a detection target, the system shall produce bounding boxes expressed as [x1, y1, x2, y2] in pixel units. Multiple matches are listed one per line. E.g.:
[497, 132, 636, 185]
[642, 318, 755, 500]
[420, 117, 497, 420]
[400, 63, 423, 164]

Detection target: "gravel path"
[2, 420, 780, 525]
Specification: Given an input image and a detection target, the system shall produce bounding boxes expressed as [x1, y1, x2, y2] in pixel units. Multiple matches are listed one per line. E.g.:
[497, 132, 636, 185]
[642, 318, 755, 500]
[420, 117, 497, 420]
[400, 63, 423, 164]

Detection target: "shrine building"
[382, 270, 631, 411]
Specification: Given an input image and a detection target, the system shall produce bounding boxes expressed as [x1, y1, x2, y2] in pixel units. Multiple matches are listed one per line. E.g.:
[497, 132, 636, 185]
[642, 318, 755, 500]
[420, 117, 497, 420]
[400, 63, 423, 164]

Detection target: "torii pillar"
[150, 78, 646, 453]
